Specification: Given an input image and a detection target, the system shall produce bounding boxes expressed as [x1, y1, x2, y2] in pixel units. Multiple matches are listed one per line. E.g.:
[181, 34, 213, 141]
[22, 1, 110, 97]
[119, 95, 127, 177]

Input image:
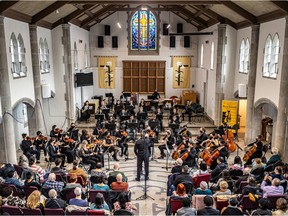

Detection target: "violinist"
[195, 127, 208, 148]
[137, 106, 147, 130]
[34, 131, 48, 162]
[60, 135, 76, 163]
[182, 100, 192, 122]
[81, 100, 91, 122]
[158, 130, 175, 159]
[126, 115, 138, 141]
[67, 122, 79, 141]
[244, 135, 264, 166]
[104, 132, 119, 161]
[47, 138, 66, 168]
[80, 129, 91, 143]
[114, 100, 123, 118]
[170, 108, 180, 121]
[21, 133, 40, 163]
[117, 129, 129, 158]
[155, 107, 163, 131]
[148, 114, 160, 138]
[50, 125, 62, 141]
[106, 116, 116, 135]
[79, 140, 101, 171]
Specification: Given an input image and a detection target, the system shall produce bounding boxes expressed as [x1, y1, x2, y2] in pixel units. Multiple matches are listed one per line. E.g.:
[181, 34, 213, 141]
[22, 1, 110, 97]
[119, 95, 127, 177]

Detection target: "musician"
[101, 99, 107, 109]
[117, 130, 129, 158]
[21, 133, 41, 163]
[148, 114, 160, 138]
[158, 130, 175, 159]
[179, 142, 197, 168]
[47, 138, 66, 168]
[152, 89, 161, 100]
[120, 91, 126, 102]
[170, 108, 179, 121]
[106, 116, 116, 135]
[101, 99, 110, 120]
[50, 125, 62, 140]
[67, 122, 79, 141]
[126, 115, 138, 141]
[79, 140, 101, 171]
[81, 100, 91, 122]
[127, 100, 135, 116]
[155, 107, 163, 131]
[178, 125, 192, 139]
[60, 135, 76, 163]
[139, 98, 147, 112]
[170, 115, 180, 135]
[182, 100, 192, 122]
[137, 106, 147, 130]
[244, 135, 264, 165]
[80, 129, 91, 143]
[104, 132, 119, 161]
[196, 127, 208, 147]
[114, 100, 123, 118]
[34, 131, 48, 162]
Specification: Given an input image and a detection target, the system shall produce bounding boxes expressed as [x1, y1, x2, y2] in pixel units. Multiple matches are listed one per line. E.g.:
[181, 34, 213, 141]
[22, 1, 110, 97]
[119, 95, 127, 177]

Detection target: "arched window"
[84, 43, 88, 68]
[200, 44, 204, 68]
[73, 42, 78, 70]
[269, 34, 280, 78]
[129, 10, 158, 54]
[243, 38, 250, 73]
[210, 42, 214, 70]
[17, 34, 26, 77]
[239, 39, 245, 73]
[43, 39, 50, 73]
[263, 34, 275, 78]
[10, 33, 19, 75]
[39, 38, 45, 73]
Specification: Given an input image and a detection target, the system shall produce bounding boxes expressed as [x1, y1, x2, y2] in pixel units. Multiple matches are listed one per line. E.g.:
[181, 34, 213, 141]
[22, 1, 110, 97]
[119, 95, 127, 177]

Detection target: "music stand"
[123, 92, 131, 98]
[102, 108, 110, 114]
[120, 115, 130, 122]
[126, 105, 134, 111]
[147, 95, 154, 100]
[137, 112, 147, 121]
[95, 114, 105, 121]
[136, 167, 154, 201]
[127, 122, 139, 129]
[105, 93, 113, 98]
[169, 123, 180, 130]
[148, 121, 159, 130]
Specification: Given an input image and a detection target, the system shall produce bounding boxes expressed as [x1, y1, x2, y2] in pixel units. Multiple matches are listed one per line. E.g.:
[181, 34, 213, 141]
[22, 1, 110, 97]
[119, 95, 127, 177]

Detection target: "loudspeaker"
[184, 36, 190, 48]
[98, 36, 104, 48]
[104, 25, 110, 36]
[177, 23, 183, 33]
[163, 23, 169, 35]
[42, 84, 51, 98]
[112, 36, 118, 48]
[170, 36, 175, 48]
[238, 84, 247, 98]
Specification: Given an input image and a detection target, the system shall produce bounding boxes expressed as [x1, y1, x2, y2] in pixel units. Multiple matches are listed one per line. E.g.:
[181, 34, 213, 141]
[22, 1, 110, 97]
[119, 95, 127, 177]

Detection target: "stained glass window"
[130, 10, 157, 51]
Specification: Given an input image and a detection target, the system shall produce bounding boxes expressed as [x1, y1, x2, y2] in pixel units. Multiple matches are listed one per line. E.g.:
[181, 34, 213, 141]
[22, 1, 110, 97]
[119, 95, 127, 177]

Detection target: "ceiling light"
[55, 9, 59, 14]
[117, 12, 121, 28]
[166, 24, 171, 29]
[117, 22, 121, 28]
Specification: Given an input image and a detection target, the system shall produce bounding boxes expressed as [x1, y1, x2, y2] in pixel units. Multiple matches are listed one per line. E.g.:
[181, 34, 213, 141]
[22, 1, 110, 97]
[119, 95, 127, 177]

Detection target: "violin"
[38, 135, 48, 141]
[120, 131, 128, 137]
[55, 128, 63, 133]
[26, 136, 36, 141]
[64, 137, 75, 143]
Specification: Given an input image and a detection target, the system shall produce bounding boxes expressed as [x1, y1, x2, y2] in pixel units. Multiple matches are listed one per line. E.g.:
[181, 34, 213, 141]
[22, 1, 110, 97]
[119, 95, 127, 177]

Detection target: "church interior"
[0, 0, 287, 215]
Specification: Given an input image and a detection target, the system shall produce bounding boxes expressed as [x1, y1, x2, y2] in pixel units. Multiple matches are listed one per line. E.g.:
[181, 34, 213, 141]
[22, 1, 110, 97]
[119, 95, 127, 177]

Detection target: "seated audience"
[272, 198, 288, 215]
[114, 192, 137, 212]
[176, 197, 196, 216]
[64, 173, 82, 189]
[238, 176, 259, 200]
[234, 167, 250, 193]
[50, 158, 67, 183]
[213, 181, 231, 198]
[210, 157, 227, 183]
[197, 195, 220, 215]
[221, 197, 243, 215]
[230, 156, 243, 170]
[68, 160, 88, 183]
[251, 158, 266, 170]
[1, 186, 25, 207]
[194, 181, 212, 195]
[266, 147, 281, 166]
[172, 183, 189, 198]
[68, 187, 88, 207]
[18, 155, 29, 169]
[43, 173, 65, 193]
[270, 166, 285, 181]
[174, 165, 193, 188]
[28, 156, 46, 181]
[111, 173, 128, 191]
[90, 192, 110, 211]
[171, 158, 183, 174]
[26, 190, 45, 214]
[24, 171, 42, 190]
[251, 198, 272, 216]
[92, 176, 110, 192]
[91, 162, 107, 182]
[261, 176, 284, 198]
[45, 189, 67, 209]
[109, 162, 128, 182]
[5, 170, 23, 190]
[192, 161, 208, 177]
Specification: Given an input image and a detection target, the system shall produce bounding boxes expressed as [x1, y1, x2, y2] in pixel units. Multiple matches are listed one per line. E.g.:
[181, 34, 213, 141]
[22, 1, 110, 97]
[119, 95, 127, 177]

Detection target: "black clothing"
[21, 140, 40, 161]
[81, 105, 90, 121]
[45, 198, 67, 209]
[34, 139, 47, 157]
[67, 127, 79, 141]
[47, 143, 66, 167]
[152, 91, 160, 100]
[174, 173, 193, 187]
[181, 148, 197, 168]
[50, 167, 67, 183]
[196, 132, 209, 146]
[137, 112, 147, 129]
[134, 138, 150, 180]
[158, 135, 175, 157]
[239, 185, 260, 200]
[171, 166, 182, 174]
[24, 180, 42, 190]
[245, 140, 263, 165]
[210, 162, 227, 183]
[221, 206, 243, 215]
[197, 206, 220, 215]
[251, 208, 272, 216]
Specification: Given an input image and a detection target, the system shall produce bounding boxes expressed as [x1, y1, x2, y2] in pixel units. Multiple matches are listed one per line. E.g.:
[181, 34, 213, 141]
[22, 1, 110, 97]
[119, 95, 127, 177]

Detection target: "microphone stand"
[135, 172, 154, 200]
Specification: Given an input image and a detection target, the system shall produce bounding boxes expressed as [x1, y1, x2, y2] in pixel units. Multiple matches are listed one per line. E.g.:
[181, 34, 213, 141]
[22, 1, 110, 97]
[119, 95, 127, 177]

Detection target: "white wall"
[254, 18, 285, 107]
[4, 18, 35, 107]
[89, 11, 198, 99]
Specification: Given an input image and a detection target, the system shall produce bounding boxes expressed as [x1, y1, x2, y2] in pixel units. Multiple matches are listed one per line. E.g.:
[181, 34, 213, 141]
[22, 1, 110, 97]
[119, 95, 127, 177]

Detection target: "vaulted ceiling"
[0, 0, 287, 31]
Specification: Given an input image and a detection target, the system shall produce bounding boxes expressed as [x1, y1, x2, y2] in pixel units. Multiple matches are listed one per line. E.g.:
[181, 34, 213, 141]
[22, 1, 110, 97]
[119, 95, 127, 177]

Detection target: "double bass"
[222, 129, 237, 152]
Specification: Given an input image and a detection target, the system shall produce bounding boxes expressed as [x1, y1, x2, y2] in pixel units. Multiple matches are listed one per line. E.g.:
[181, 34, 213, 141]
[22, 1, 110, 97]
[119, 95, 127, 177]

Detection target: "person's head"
[219, 181, 229, 191]
[182, 197, 191, 208]
[54, 158, 62, 167]
[248, 176, 257, 186]
[22, 133, 27, 139]
[74, 187, 82, 198]
[27, 190, 41, 209]
[233, 156, 242, 166]
[175, 158, 183, 166]
[276, 198, 288, 212]
[199, 162, 207, 171]
[72, 160, 79, 170]
[274, 166, 283, 175]
[118, 192, 130, 209]
[200, 181, 208, 190]
[217, 156, 224, 164]
[116, 173, 123, 182]
[48, 189, 57, 199]
[26, 171, 33, 181]
[52, 125, 56, 130]
[254, 158, 262, 166]
[94, 192, 104, 208]
[2, 186, 13, 198]
[82, 129, 87, 136]
[70, 122, 75, 128]
[85, 100, 89, 105]
[229, 197, 238, 207]
[36, 131, 42, 136]
[203, 195, 214, 207]
[243, 167, 251, 175]
[259, 198, 270, 210]
[182, 165, 189, 174]
[7, 170, 15, 178]
[95, 162, 102, 169]
[256, 135, 263, 141]
[69, 173, 77, 183]
[113, 163, 120, 170]
[272, 178, 281, 187]
[176, 183, 186, 196]
[29, 156, 36, 166]
[271, 147, 279, 155]
[221, 169, 230, 180]
[95, 175, 104, 184]
[48, 173, 56, 181]
[200, 127, 206, 134]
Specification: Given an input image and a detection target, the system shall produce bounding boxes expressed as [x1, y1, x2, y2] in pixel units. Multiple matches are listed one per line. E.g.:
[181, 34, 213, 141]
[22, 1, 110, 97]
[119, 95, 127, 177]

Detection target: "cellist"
[244, 135, 263, 166]
[179, 142, 197, 168]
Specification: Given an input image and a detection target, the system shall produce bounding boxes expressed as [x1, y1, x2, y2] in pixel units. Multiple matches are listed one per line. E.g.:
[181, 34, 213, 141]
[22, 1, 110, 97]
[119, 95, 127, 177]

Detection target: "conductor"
[134, 132, 150, 181]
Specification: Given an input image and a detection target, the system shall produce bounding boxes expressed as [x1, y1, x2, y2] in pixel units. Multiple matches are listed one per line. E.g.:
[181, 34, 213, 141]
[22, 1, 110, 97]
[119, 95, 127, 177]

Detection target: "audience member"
[230, 156, 243, 170]
[238, 176, 259, 201]
[68, 187, 88, 207]
[90, 192, 110, 211]
[1, 186, 25, 207]
[26, 190, 45, 214]
[194, 181, 212, 195]
[210, 157, 227, 183]
[111, 173, 128, 191]
[113, 191, 137, 212]
[234, 167, 250, 193]
[213, 181, 231, 198]
[24, 171, 42, 190]
[109, 162, 128, 182]
[270, 166, 285, 181]
[91, 162, 107, 183]
[174, 165, 193, 188]
[43, 173, 65, 193]
[261, 177, 284, 198]
[251, 158, 266, 170]
[28, 156, 46, 181]
[172, 158, 183, 174]
[251, 198, 272, 215]
[68, 160, 88, 183]
[266, 147, 281, 166]
[272, 198, 288, 215]
[192, 162, 208, 177]
[45, 189, 67, 209]
[176, 197, 196, 216]
[5, 170, 23, 190]
[92, 175, 110, 192]
[172, 183, 188, 198]
[50, 158, 67, 183]
[64, 173, 82, 189]
[221, 197, 243, 215]
[18, 155, 29, 169]
[197, 195, 220, 215]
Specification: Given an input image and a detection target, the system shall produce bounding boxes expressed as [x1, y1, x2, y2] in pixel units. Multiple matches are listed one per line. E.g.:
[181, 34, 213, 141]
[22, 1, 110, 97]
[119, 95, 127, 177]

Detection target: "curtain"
[172, 56, 191, 88]
[98, 57, 116, 89]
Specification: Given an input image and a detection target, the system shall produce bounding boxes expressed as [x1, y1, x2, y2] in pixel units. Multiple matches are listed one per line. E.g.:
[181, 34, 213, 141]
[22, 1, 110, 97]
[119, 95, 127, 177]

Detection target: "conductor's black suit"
[134, 137, 150, 180]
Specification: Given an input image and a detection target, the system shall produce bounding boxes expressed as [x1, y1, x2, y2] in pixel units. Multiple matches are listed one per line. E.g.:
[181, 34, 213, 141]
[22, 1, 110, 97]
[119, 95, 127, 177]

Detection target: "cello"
[222, 128, 237, 152]
[243, 144, 257, 162]
[171, 143, 185, 160]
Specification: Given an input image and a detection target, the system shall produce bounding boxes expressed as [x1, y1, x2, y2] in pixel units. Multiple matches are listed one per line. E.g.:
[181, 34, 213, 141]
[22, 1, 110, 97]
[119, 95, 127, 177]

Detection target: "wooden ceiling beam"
[193, 5, 212, 18]
[31, 1, 70, 24]
[171, 11, 199, 29]
[2, 9, 32, 23]
[69, 1, 221, 4]
[52, 4, 95, 28]
[257, 9, 287, 24]
[270, 1, 288, 13]
[219, 0, 257, 24]
[0, 1, 19, 14]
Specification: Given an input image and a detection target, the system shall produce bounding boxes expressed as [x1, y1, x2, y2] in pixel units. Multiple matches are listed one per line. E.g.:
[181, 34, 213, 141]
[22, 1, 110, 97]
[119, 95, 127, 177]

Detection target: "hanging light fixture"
[166, 11, 171, 29]
[117, 12, 121, 28]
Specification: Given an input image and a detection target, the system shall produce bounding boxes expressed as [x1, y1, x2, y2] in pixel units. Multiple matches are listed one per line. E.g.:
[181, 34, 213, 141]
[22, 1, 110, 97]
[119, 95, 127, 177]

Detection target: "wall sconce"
[100, 61, 113, 86]
[175, 61, 188, 86]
